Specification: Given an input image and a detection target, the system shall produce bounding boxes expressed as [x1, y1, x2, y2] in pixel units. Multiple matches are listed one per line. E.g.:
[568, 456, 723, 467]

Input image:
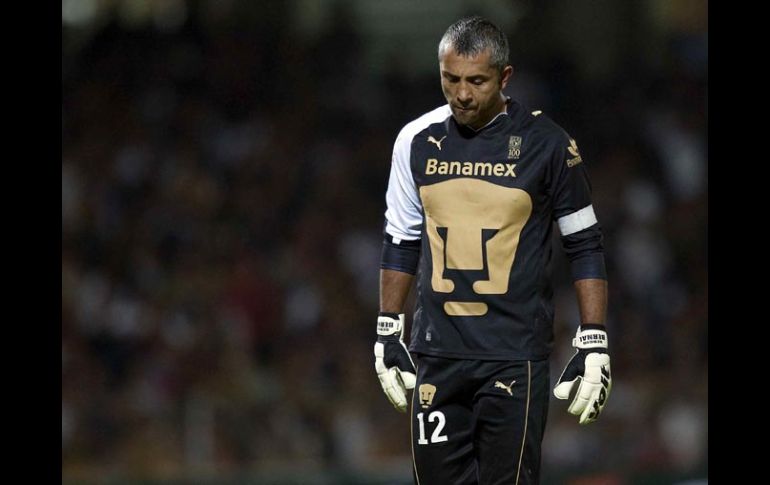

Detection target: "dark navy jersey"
[384, 99, 602, 360]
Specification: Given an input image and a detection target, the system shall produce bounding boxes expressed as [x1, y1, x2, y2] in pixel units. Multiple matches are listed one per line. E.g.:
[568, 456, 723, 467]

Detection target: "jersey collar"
[454, 97, 512, 135]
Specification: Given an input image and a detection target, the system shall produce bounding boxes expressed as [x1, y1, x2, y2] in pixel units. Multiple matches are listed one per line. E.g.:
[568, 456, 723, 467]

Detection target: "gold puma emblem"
[494, 380, 516, 396]
[427, 135, 447, 150]
[419, 384, 437, 408]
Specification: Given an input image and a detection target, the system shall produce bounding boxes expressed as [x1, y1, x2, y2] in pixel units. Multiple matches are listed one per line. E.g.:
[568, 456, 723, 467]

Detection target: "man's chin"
[452, 109, 478, 127]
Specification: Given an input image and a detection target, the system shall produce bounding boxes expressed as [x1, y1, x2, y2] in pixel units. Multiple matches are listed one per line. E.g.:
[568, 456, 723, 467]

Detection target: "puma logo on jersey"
[427, 135, 446, 150]
[494, 380, 516, 396]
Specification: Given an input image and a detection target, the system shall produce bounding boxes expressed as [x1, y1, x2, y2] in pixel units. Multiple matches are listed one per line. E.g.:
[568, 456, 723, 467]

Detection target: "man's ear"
[500, 65, 514, 90]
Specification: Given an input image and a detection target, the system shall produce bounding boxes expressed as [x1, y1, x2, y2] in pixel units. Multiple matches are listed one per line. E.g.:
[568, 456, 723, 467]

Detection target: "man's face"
[439, 47, 512, 130]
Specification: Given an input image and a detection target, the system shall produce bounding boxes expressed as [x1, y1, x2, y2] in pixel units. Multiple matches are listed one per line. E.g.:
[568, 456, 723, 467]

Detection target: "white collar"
[466, 109, 508, 132]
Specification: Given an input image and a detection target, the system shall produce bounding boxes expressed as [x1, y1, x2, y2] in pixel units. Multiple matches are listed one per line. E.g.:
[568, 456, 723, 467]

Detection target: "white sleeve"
[384, 133, 423, 243]
[384, 104, 451, 243]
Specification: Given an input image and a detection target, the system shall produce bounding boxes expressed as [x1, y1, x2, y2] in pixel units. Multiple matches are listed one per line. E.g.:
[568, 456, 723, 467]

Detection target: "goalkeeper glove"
[553, 324, 612, 424]
[374, 312, 416, 412]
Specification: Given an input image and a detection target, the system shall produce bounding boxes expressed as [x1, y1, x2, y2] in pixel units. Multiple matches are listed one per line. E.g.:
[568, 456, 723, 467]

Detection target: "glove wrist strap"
[572, 324, 608, 350]
[377, 312, 404, 336]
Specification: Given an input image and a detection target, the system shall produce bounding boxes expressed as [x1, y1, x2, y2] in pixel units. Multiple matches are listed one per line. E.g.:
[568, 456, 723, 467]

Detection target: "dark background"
[62, 0, 707, 483]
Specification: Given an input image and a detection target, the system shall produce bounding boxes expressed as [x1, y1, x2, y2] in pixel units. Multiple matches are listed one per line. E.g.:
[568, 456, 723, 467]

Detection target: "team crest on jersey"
[419, 180, 533, 316]
[508, 135, 522, 159]
[566, 139, 583, 167]
[419, 384, 437, 408]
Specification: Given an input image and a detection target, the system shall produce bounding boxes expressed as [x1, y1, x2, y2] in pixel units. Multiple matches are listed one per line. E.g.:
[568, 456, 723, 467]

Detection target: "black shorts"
[409, 354, 550, 485]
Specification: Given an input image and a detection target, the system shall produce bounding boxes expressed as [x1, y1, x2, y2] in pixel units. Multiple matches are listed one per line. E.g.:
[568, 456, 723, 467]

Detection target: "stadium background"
[62, 0, 707, 483]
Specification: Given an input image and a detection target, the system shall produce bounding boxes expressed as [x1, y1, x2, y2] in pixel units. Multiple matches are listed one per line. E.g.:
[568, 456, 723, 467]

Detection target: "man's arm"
[380, 268, 414, 313]
[549, 133, 611, 424]
[574, 278, 607, 325]
[376, 114, 431, 412]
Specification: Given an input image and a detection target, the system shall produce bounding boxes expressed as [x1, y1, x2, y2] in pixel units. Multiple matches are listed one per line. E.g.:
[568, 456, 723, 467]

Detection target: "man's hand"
[374, 313, 416, 412]
[554, 324, 612, 424]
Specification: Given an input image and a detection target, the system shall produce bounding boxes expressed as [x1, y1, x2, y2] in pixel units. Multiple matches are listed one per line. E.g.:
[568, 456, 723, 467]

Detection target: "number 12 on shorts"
[416, 411, 448, 444]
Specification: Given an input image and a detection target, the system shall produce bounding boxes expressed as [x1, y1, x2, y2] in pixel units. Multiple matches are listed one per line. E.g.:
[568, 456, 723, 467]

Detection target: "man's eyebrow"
[441, 71, 490, 79]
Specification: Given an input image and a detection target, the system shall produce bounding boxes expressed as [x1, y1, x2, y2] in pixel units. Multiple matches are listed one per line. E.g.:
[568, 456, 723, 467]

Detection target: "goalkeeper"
[373, 15, 612, 485]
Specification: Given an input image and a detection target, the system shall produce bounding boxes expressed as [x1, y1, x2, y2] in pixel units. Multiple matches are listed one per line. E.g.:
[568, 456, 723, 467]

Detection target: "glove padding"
[554, 324, 612, 425]
[374, 313, 416, 412]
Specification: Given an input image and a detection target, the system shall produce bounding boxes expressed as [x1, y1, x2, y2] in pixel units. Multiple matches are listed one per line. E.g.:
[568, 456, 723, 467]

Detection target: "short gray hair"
[438, 16, 510, 73]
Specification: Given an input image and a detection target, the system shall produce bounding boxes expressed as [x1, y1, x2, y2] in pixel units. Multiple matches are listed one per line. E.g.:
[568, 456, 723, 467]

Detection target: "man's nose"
[456, 83, 473, 105]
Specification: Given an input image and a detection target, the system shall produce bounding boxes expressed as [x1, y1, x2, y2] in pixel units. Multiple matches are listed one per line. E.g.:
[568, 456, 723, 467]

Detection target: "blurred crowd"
[62, 2, 707, 483]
